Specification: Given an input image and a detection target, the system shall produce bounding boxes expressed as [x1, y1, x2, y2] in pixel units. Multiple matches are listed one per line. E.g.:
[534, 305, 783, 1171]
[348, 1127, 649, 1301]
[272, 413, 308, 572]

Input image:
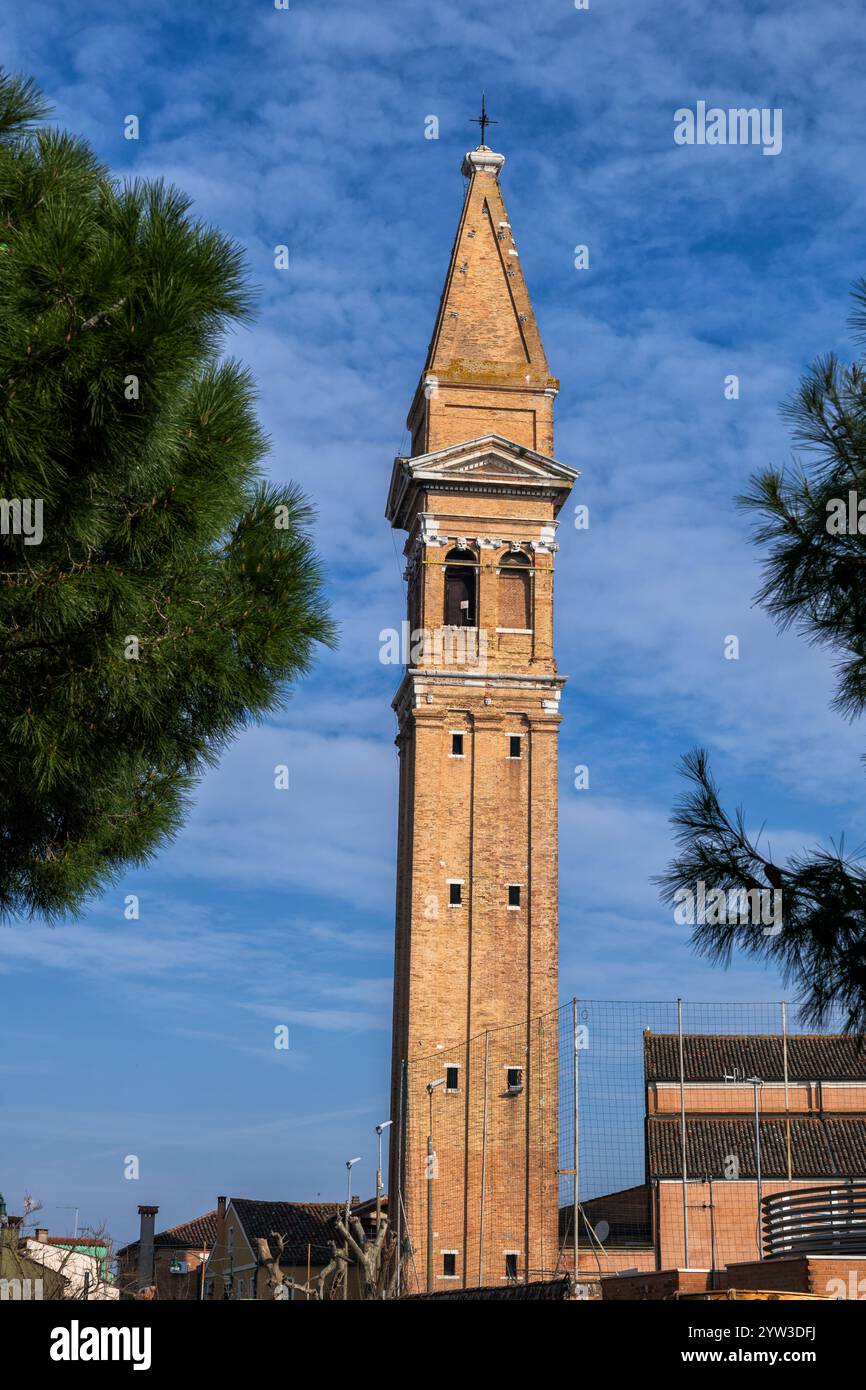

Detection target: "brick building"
[116, 1205, 216, 1299]
[386, 137, 577, 1290]
[574, 1031, 866, 1286]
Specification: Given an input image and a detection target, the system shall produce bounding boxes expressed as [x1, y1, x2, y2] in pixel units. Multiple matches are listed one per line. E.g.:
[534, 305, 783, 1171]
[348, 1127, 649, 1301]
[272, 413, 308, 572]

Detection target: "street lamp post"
[747, 1076, 765, 1258]
[344, 1157, 361, 1301]
[375, 1121, 392, 1233]
[426, 1078, 446, 1294]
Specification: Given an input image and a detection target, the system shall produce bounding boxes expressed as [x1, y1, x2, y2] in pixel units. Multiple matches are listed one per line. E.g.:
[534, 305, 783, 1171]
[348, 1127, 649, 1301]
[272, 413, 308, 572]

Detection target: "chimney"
[35, 1226, 49, 1244]
[1, 1216, 22, 1250]
[217, 1196, 226, 1221]
[137, 1205, 159, 1289]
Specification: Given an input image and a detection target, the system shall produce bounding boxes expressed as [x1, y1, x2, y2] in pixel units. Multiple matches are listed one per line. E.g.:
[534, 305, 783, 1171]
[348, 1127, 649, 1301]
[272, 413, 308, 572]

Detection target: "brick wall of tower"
[412, 494, 558, 678]
[387, 145, 573, 1292]
[390, 686, 561, 1289]
[387, 486, 568, 1287]
[410, 384, 555, 456]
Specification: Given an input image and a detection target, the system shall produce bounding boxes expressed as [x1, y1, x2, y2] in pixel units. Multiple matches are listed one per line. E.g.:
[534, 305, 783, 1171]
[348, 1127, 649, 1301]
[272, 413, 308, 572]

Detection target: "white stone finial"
[462, 146, 505, 178]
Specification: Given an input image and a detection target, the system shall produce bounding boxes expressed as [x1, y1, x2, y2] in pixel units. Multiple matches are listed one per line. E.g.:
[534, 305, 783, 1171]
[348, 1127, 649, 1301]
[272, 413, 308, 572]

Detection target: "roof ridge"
[159, 1208, 217, 1235]
[232, 1197, 344, 1208]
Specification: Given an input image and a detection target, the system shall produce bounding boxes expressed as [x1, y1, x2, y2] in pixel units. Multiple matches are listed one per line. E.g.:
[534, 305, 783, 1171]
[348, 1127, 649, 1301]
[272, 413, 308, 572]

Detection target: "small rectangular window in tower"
[445, 1065, 459, 1093]
[508, 735, 522, 759]
[505, 1252, 519, 1280]
[506, 1067, 523, 1094]
[507, 884, 521, 909]
[442, 1252, 457, 1278]
[451, 732, 464, 757]
[449, 881, 463, 907]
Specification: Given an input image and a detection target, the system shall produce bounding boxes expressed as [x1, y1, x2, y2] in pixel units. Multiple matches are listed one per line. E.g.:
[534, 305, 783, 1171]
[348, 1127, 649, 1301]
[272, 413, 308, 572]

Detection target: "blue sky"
[2, 0, 866, 1246]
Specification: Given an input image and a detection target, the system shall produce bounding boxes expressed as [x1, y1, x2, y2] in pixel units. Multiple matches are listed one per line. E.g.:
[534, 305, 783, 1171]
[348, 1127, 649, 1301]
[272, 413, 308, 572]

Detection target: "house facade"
[116, 1206, 216, 1300]
[22, 1228, 118, 1300]
[202, 1195, 369, 1300]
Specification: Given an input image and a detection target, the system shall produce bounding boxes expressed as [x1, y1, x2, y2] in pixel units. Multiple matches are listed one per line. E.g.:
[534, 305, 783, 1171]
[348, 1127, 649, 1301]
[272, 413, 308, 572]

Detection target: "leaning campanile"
[386, 135, 577, 1291]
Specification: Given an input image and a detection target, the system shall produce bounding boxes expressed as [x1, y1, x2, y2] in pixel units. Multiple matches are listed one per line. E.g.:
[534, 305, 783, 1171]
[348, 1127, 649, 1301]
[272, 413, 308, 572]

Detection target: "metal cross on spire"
[471, 93, 497, 148]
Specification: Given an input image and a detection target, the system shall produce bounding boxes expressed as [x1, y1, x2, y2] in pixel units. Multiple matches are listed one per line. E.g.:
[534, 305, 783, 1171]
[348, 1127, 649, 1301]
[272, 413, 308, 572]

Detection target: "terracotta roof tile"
[647, 1116, 866, 1179]
[401, 1276, 574, 1301]
[644, 1033, 866, 1083]
[230, 1199, 346, 1265]
[153, 1211, 218, 1249]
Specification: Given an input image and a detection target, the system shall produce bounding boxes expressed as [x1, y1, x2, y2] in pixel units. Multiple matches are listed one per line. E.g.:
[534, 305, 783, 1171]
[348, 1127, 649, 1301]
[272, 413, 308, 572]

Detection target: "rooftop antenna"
[56, 1205, 79, 1238]
[471, 93, 497, 148]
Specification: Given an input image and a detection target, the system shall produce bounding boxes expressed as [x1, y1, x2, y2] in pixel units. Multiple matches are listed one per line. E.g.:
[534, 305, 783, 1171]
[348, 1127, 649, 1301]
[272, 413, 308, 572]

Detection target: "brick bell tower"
[386, 138, 578, 1291]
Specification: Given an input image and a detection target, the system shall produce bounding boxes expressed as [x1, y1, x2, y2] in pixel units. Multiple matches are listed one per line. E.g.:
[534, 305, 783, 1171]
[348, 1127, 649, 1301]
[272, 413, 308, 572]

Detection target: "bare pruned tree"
[332, 1211, 396, 1300]
[255, 1230, 345, 1301]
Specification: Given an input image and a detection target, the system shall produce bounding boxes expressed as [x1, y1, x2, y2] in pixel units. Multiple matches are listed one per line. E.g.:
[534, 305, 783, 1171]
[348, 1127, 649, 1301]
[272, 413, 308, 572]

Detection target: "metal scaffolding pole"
[782, 1001, 792, 1181]
[677, 997, 690, 1268]
[478, 1031, 489, 1288]
[572, 998, 579, 1280]
[395, 1059, 405, 1297]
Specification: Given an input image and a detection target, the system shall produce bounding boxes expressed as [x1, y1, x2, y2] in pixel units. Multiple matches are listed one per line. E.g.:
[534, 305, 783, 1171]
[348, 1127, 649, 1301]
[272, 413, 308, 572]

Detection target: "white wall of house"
[20, 1239, 119, 1300]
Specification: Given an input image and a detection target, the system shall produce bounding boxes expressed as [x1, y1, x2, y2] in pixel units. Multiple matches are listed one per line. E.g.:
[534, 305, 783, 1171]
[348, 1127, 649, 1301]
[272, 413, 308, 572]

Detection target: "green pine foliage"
[0, 72, 335, 920]
[657, 286, 866, 1029]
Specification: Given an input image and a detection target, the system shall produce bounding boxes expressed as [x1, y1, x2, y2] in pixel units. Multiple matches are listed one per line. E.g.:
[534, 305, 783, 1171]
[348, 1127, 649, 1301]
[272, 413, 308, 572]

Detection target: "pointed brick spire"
[407, 142, 559, 459]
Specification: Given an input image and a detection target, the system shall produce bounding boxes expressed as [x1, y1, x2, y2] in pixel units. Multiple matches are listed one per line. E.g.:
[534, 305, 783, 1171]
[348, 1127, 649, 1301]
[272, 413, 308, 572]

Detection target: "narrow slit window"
[449, 882, 462, 906]
[507, 884, 521, 908]
[443, 1252, 457, 1278]
[446, 1065, 459, 1093]
[506, 1068, 523, 1094]
[508, 735, 522, 759]
[451, 733, 464, 757]
[505, 1253, 518, 1280]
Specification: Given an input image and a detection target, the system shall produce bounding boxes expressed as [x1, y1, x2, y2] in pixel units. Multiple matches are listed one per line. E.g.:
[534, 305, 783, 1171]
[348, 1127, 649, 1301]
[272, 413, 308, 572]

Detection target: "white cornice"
[385, 434, 579, 530]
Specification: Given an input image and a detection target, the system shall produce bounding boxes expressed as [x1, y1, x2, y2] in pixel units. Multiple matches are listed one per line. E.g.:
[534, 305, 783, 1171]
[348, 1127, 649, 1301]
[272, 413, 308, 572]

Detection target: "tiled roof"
[401, 1276, 575, 1301]
[154, 1211, 218, 1250]
[116, 1210, 218, 1259]
[43, 1236, 107, 1249]
[230, 1199, 346, 1265]
[644, 1033, 866, 1083]
[647, 1116, 866, 1179]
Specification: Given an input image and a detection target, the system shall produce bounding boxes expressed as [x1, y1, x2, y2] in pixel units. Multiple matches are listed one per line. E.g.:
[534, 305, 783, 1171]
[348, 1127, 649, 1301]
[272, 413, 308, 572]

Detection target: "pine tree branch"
[657, 750, 866, 1030]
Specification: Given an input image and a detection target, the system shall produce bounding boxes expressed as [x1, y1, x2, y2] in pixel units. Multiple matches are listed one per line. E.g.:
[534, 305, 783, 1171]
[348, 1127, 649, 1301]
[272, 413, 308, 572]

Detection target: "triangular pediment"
[442, 456, 530, 478]
[408, 435, 578, 485]
[386, 434, 579, 528]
